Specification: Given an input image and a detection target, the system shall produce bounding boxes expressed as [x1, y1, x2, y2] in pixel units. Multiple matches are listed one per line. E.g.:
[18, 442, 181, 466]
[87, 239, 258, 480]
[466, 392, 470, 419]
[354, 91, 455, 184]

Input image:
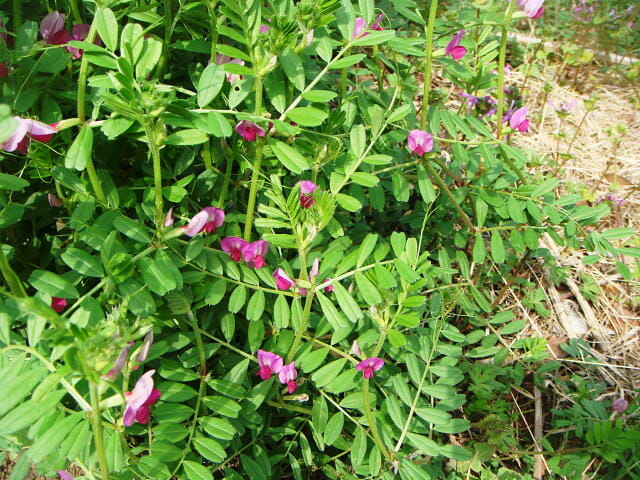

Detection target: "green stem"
[156, 0, 173, 79]
[188, 311, 207, 377]
[423, 160, 475, 231]
[76, 16, 107, 205]
[433, 157, 463, 185]
[89, 383, 110, 480]
[496, 0, 516, 139]
[202, 139, 213, 172]
[141, 120, 165, 229]
[12, 0, 21, 31]
[420, 0, 439, 130]
[566, 111, 588, 154]
[266, 400, 312, 415]
[67, 0, 83, 24]
[242, 76, 264, 241]
[340, 68, 348, 99]
[0, 247, 27, 298]
[287, 291, 314, 363]
[206, 0, 219, 63]
[218, 142, 233, 207]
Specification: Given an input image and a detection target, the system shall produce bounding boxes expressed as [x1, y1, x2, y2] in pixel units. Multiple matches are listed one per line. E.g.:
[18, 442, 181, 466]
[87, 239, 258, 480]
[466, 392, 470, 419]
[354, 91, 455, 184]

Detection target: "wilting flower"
[549, 98, 577, 117]
[256, 350, 283, 380]
[352, 14, 384, 39]
[51, 297, 67, 313]
[356, 357, 384, 379]
[221, 236, 249, 262]
[612, 397, 629, 413]
[57, 471, 74, 480]
[163, 208, 174, 227]
[183, 207, 225, 237]
[459, 93, 497, 117]
[351, 340, 362, 357]
[48, 193, 63, 207]
[1, 117, 57, 154]
[242, 240, 269, 269]
[123, 370, 161, 426]
[279, 362, 298, 393]
[599, 192, 625, 206]
[273, 268, 295, 291]
[508, 107, 529, 132]
[0, 62, 9, 78]
[235, 121, 266, 142]
[298, 180, 318, 208]
[516, 0, 544, 18]
[104, 341, 134, 380]
[445, 30, 467, 61]
[371, 14, 384, 31]
[135, 330, 154, 364]
[407, 129, 433, 156]
[40, 11, 67, 44]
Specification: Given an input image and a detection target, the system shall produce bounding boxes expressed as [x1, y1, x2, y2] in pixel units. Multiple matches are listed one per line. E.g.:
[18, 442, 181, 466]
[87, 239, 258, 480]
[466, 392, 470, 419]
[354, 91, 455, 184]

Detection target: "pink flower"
[256, 350, 283, 380]
[51, 297, 67, 313]
[298, 180, 318, 208]
[260, 24, 270, 34]
[273, 268, 295, 291]
[40, 11, 66, 44]
[516, 0, 545, 18]
[67, 23, 101, 59]
[104, 341, 134, 380]
[371, 14, 384, 31]
[612, 397, 628, 413]
[135, 330, 154, 364]
[183, 207, 225, 236]
[164, 208, 174, 227]
[1, 117, 57, 154]
[352, 17, 368, 39]
[445, 30, 467, 61]
[356, 357, 384, 379]
[57, 471, 74, 480]
[242, 240, 269, 269]
[279, 362, 298, 393]
[235, 121, 266, 142]
[509, 107, 529, 132]
[48, 193, 63, 207]
[221, 236, 249, 262]
[123, 370, 161, 426]
[323, 281, 334, 293]
[0, 62, 9, 78]
[407, 129, 433, 156]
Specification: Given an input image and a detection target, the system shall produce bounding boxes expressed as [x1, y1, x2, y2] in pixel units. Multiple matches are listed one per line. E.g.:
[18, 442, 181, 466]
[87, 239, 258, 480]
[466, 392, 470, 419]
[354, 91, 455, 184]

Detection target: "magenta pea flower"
[242, 240, 269, 269]
[67, 24, 101, 59]
[612, 397, 629, 413]
[57, 471, 74, 480]
[371, 14, 384, 31]
[48, 193, 63, 207]
[1, 117, 57, 154]
[298, 180, 318, 208]
[51, 297, 67, 313]
[260, 24, 270, 34]
[40, 11, 67, 44]
[273, 268, 295, 291]
[509, 107, 529, 132]
[0, 63, 8, 78]
[356, 357, 384, 379]
[217, 56, 245, 83]
[221, 236, 249, 262]
[235, 120, 266, 142]
[407, 129, 433, 156]
[164, 207, 174, 227]
[352, 17, 368, 39]
[516, 0, 544, 18]
[184, 206, 225, 237]
[256, 350, 283, 380]
[123, 370, 161, 427]
[279, 362, 298, 393]
[445, 30, 467, 61]
[104, 341, 134, 380]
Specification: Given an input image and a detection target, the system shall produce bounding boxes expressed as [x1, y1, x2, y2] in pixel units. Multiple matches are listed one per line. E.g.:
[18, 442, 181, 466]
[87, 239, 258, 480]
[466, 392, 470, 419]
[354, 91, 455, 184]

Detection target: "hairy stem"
[287, 291, 314, 363]
[12, 0, 21, 31]
[424, 160, 474, 231]
[89, 383, 110, 480]
[156, 0, 173, 79]
[218, 142, 233, 207]
[496, 0, 516, 139]
[243, 76, 264, 241]
[420, 0, 439, 130]
[141, 120, 165, 229]
[67, 0, 83, 24]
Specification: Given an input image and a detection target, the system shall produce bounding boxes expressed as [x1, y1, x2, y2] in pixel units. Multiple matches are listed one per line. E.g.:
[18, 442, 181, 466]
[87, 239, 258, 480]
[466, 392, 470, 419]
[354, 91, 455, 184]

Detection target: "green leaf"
[28, 270, 79, 298]
[490, 230, 505, 263]
[138, 257, 177, 295]
[206, 112, 232, 137]
[246, 290, 265, 321]
[113, 215, 151, 243]
[330, 54, 366, 69]
[193, 436, 226, 463]
[0, 173, 29, 191]
[61, 248, 104, 277]
[183, 461, 213, 480]
[279, 47, 305, 91]
[65, 126, 93, 171]
[165, 129, 209, 145]
[357, 234, 378, 267]
[351, 172, 379, 187]
[311, 358, 347, 388]
[333, 281, 363, 320]
[205, 279, 227, 305]
[200, 417, 236, 440]
[354, 272, 381, 305]
[324, 412, 344, 445]
[352, 29, 395, 46]
[406, 432, 440, 456]
[286, 107, 328, 127]
[316, 291, 350, 331]
[270, 140, 310, 174]
[202, 396, 241, 418]
[197, 64, 226, 107]
[301, 90, 338, 103]
[335, 193, 362, 212]
[95, 8, 118, 51]
[28, 413, 83, 462]
[350, 124, 366, 158]
[228, 285, 246, 313]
